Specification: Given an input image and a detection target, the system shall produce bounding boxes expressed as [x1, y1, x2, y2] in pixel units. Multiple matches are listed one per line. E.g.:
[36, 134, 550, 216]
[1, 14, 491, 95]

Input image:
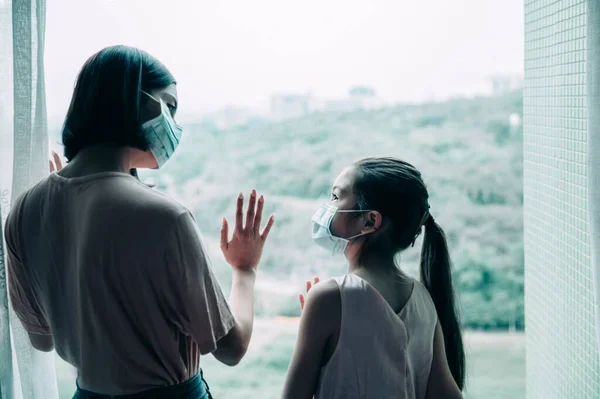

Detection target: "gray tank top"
[316, 274, 438, 399]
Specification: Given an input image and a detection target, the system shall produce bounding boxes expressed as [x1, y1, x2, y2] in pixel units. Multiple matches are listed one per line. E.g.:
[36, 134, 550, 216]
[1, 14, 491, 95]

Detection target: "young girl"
[283, 157, 465, 399]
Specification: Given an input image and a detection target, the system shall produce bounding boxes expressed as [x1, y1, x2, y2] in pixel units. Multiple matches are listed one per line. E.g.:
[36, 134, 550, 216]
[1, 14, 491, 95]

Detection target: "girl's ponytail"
[420, 214, 465, 390]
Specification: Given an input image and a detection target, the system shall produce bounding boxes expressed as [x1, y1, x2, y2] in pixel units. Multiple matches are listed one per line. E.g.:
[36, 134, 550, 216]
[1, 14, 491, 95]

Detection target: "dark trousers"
[72, 370, 213, 399]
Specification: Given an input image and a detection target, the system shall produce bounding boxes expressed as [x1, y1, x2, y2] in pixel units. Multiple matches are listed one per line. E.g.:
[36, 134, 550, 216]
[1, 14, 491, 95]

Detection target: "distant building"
[208, 106, 255, 130]
[269, 86, 382, 119]
[324, 98, 359, 113]
[325, 86, 381, 112]
[270, 93, 311, 121]
[489, 74, 523, 96]
[348, 86, 376, 97]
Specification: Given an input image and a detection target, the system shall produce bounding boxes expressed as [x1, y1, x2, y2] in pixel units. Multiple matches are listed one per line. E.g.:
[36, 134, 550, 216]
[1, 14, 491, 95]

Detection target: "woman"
[283, 157, 464, 399]
[5, 45, 274, 398]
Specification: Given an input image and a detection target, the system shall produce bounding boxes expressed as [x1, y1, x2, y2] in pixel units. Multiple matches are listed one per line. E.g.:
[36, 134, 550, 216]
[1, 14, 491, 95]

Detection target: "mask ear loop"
[332, 207, 374, 241]
[140, 91, 181, 130]
[140, 90, 159, 103]
[335, 209, 372, 213]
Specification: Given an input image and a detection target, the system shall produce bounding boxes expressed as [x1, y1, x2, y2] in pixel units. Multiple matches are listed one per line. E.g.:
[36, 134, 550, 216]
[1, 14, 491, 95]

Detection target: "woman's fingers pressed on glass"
[220, 191, 275, 270]
[253, 195, 264, 235]
[235, 193, 244, 232]
[220, 217, 229, 251]
[245, 189, 256, 231]
[260, 214, 275, 240]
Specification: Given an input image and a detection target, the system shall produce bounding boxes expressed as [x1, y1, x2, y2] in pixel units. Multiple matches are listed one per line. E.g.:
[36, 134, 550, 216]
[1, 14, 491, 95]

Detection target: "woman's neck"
[58, 145, 133, 177]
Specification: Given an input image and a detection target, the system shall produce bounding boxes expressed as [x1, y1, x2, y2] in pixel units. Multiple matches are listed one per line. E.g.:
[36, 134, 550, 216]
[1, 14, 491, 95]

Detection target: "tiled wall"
[524, 0, 600, 397]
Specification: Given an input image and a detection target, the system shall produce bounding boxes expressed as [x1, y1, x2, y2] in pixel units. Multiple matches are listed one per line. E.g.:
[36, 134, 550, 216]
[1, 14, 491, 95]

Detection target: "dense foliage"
[143, 90, 524, 330]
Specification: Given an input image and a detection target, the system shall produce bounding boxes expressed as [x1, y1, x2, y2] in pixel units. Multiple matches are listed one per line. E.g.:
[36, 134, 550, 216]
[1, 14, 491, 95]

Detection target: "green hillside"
[142, 91, 524, 330]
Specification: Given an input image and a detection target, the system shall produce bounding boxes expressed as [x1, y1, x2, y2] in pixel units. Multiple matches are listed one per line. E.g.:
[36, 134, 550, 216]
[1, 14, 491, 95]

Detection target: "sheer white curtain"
[0, 0, 59, 398]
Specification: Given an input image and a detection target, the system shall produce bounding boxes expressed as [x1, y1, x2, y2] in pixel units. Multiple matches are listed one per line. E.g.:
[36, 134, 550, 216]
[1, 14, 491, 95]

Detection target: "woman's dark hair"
[62, 45, 176, 161]
[353, 157, 465, 390]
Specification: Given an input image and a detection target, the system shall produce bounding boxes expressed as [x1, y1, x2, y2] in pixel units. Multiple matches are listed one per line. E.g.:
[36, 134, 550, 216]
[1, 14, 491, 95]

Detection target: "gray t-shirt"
[5, 172, 234, 395]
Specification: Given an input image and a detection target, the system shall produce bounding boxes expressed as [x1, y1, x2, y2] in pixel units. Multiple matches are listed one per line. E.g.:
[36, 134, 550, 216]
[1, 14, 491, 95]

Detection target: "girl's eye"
[331, 193, 339, 201]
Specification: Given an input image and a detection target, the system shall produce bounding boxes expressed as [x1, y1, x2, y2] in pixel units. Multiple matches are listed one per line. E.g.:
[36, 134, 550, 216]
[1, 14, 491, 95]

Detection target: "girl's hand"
[220, 190, 275, 271]
[299, 276, 320, 310]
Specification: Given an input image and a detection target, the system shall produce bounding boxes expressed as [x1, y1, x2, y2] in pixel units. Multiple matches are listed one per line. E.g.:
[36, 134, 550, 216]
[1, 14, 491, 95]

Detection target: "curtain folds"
[0, 0, 58, 398]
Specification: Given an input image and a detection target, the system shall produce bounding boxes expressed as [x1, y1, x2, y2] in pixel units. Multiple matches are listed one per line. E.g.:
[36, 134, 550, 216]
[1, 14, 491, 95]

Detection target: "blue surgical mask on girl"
[311, 203, 372, 255]
[140, 91, 183, 168]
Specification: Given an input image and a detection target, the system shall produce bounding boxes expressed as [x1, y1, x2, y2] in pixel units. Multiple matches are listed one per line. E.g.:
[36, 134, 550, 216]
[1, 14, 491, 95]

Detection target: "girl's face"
[328, 166, 362, 239]
[329, 166, 381, 245]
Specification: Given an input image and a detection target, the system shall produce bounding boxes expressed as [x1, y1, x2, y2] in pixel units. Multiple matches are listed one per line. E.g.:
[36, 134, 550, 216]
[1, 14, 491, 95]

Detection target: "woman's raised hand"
[220, 190, 275, 271]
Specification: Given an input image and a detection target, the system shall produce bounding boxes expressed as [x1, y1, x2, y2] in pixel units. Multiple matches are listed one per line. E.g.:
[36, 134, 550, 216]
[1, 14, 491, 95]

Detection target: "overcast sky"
[45, 0, 523, 125]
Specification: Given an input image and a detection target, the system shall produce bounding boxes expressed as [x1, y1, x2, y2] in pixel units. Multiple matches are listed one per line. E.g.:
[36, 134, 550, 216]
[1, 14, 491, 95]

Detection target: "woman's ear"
[362, 210, 382, 233]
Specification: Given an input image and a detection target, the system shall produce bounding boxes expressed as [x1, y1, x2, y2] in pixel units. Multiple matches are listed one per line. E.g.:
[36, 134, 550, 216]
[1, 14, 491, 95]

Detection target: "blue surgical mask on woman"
[141, 91, 183, 168]
[311, 203, 372, 255]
